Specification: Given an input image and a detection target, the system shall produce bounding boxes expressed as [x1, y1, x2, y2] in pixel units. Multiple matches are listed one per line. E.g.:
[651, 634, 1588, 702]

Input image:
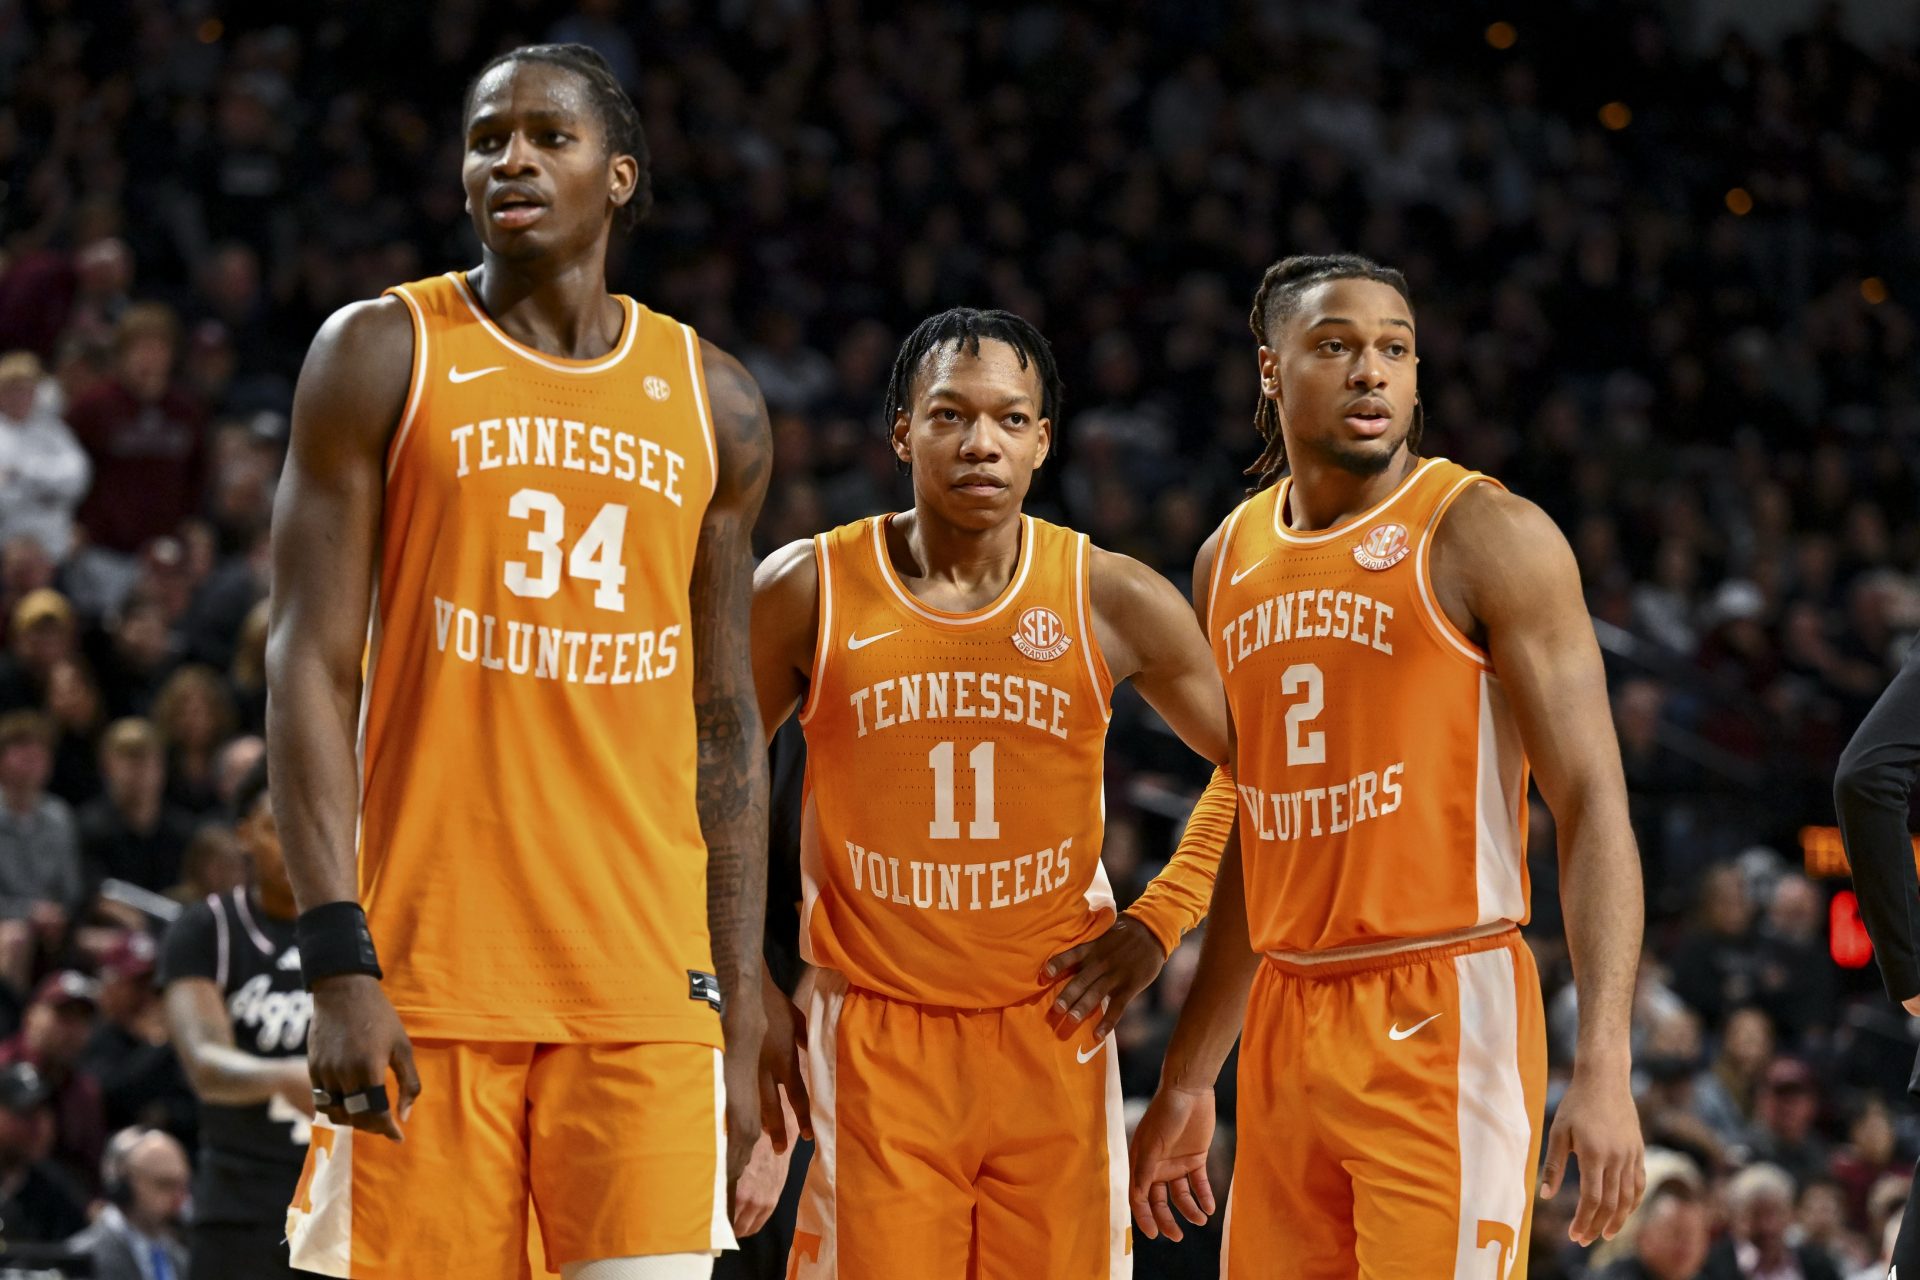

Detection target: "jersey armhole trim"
[1412, 473, 1498, 670]
[1205, 500, 1253, 637]
[681, 324, 720, 505]
[1074, 534, 1115, 722]
[382, 286, 429, 482]
[796, 534, 833, 727]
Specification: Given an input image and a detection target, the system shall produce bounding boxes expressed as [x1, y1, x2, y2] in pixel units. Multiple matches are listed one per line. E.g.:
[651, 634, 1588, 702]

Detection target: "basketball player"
[161, 757, 309, 1279]
[752, 308, 1238, 1278]
[265, 45, 770, 1280]
[1129, 255, 1646, 1277]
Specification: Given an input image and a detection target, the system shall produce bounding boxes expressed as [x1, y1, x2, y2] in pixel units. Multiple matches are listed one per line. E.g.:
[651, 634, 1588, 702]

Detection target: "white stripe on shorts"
[1452, 946, 1529, 1279]
[285, 1119, 355, 1277]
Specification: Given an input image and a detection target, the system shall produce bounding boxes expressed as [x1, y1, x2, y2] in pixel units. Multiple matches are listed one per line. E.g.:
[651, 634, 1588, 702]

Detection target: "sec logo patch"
[1012, 605, 1072, 661]
[1353, 522, 1411, 571]
[643, 375, 671, 401]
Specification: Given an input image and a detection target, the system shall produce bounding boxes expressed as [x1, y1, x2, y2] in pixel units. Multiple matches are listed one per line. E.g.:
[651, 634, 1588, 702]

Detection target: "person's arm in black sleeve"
[1835, 642, 1920, 1007]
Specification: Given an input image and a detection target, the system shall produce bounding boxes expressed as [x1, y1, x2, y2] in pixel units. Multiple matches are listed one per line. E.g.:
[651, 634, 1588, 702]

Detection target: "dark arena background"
[1, 1, 1919, 1277]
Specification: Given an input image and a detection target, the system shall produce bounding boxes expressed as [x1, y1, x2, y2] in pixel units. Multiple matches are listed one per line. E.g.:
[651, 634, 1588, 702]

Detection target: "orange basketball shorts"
[1224, 929, 1546, 1280]
[790, 969, 1131, 1280]
[286, 1039, 734, 1279]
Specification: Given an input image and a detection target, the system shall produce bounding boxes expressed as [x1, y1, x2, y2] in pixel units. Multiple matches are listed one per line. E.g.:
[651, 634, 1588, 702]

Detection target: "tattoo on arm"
[692, 347, 773, 1025]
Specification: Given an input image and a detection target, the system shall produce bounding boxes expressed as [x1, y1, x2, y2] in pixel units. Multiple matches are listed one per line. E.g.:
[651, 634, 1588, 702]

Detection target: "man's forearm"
[699, 689, 769, 1032]
[1557, 799, 1642, 1069]
[187, 1047, 309, 1108]
[1159, 835, 1260, 1090]
[265, 653, 364, 910]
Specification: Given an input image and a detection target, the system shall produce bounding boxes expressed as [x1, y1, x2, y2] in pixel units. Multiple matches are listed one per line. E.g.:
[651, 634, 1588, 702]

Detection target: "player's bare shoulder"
[752, 537, 821, 694]
[754, 539, 820, 624]
[1086, 543, 1199, 683]
[1429, 480, 1578, 640]
[292, 295, 416, 457]
[696, 338, 773, 504]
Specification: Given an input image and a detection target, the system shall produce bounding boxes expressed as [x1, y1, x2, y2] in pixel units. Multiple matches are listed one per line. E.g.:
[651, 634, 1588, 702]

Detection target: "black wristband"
[296, 901, 384, 989]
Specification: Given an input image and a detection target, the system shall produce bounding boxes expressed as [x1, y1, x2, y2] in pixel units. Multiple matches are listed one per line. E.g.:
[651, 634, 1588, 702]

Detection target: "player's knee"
[561, 1253, 716, 1280]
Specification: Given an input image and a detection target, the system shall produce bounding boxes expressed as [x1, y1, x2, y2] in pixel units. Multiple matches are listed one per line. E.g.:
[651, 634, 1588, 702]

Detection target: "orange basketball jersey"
[797, 515, 1116, 1007]
[1208, 457, 1530, 954]
[354, 271, 720, 1045]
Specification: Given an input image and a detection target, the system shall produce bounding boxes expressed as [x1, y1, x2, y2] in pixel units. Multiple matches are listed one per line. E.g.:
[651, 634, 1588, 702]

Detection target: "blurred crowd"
[2, 0, 1920, 1276]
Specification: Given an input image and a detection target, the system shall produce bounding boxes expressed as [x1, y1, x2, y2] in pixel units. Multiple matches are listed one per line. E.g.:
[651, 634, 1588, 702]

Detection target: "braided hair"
[882, 308, 1064, 448]
[1245, 254, 1423, 491]
[462, 44, 652, 232]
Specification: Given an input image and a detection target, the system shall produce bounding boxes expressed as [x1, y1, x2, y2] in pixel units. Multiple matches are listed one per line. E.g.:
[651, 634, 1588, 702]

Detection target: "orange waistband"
[1263, 922, 1518, 980]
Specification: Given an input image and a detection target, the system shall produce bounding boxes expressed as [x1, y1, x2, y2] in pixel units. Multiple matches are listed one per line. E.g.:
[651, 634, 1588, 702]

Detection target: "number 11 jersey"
[1208, 457, 1531, 956]
[798, 515, 1116, 1008]
[355, 271, 720, 1046]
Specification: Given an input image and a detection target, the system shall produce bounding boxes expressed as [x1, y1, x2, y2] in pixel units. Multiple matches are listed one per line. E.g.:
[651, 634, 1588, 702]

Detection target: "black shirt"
[159, 888, 309, 1225]
[78, 797, 195, 896]
[0, 1160, 90, 1244]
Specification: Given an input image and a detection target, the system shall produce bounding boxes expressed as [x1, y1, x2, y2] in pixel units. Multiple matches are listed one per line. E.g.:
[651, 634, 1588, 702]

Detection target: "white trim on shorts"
[1451, 946, 1530, 1278]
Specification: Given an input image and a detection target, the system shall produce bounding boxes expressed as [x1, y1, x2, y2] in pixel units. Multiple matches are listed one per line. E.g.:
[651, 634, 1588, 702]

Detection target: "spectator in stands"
[0, 710, 82, 997]
[1670, 862, 1764, 1030]
[92, 594, 178, 718]
[0, 588, 77, 713]
[1695, 1007, 1776, 1150]
[1831, 1095, 1905, 1233]
[43, 657, 105, 805]
[0, 350, 90, 563]
[1747, 1057, 1833, 1189]
[1635, 1009, 1727, 1172]
[81, 932, 193, 1139]
[66, 1126, 191, 1280]
[1754, 874, 1838, 1045]
[1596, 1182, 1711, 1280]
[150, 665, 235, 817]
[67, 304, 206, 557]
[1795, 1177, 1854, 1273]
[0, 971, 107, 1192]
[0, 1061, 88, 1244]
[1704, 1162, 1843, 1280]
[78, 718, 194, 898]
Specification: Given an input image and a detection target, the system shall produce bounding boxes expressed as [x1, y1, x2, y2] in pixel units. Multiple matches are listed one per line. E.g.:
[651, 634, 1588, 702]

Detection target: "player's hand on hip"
[1047, 913, 1167, 1039]
[308, 974, 419, 1143]
[758, 973, 811, 1149]
[730, 1123, 793, 1239]
[1538, 1067, 1645, 1246]
[1128, 1085, 1217, 1243]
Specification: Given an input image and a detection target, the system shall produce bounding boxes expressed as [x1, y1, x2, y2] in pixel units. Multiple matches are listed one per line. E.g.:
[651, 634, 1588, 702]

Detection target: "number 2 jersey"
[798, 515, 1116, 1007]
[1208, 457, 1531, 955]
[355, 271, 719, 1045]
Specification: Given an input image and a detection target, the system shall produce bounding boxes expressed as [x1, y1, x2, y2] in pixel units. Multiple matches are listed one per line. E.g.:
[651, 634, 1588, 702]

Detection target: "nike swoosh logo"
[846, 630, 901, 651]
[1076, 1039, 1105, 1064]
[448, 365, 505, 383]
[1229, 556, 1269, 586]
[1388, 1013, 1443, 1041]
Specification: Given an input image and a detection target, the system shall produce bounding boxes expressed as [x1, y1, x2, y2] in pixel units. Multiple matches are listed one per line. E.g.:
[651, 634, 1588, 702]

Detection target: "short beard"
[1303, 434, 1402, 477]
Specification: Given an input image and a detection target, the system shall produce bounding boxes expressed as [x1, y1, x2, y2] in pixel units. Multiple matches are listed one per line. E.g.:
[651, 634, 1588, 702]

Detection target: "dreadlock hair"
[462, 44, 652, 233]
[881, 308, 1064, 456]
[1244, 253, 1424, 491]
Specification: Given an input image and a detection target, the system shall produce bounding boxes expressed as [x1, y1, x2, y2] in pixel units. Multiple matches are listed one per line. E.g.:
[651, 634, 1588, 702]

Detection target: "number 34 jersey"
[1208, 458, 1531, 956]
[356, 271, 719, 1046]
[798, 515, 1116, 1008]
